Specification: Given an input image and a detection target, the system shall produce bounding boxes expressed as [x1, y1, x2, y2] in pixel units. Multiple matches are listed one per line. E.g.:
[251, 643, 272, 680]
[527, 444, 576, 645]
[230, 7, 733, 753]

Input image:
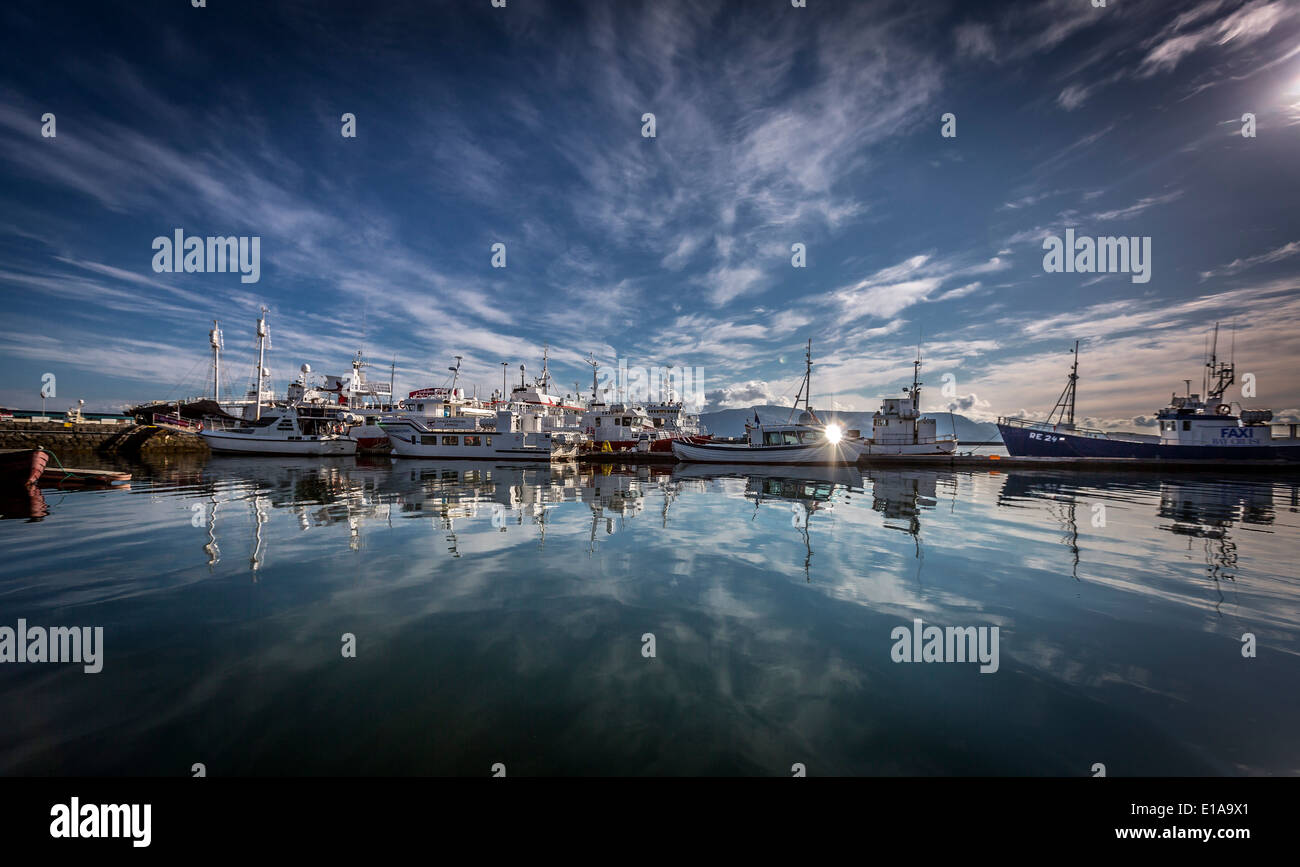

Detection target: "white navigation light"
[825, 423, 843, 444]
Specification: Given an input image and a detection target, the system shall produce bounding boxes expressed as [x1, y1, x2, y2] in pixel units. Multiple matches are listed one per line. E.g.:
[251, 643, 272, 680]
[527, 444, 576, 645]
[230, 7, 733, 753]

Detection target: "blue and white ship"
[998, 328, 1300, 464]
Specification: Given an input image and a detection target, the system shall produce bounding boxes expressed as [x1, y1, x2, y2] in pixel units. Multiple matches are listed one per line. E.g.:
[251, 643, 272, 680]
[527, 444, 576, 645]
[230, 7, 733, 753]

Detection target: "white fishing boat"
[200, 402, 359, 455]
[349, 356, 483, 450]
[863, 351, 958, 456]
[199, 312, 359, 456]
[576, 356, 709, 453]
[672, 342, 868, 465]
[383, 407, 580, 461]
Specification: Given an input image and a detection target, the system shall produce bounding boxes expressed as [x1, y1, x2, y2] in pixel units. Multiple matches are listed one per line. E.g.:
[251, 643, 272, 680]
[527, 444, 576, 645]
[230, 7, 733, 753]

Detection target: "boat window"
[1182, 421, 1191, 431]
[784, 431, 800, 445]
[486, 437, 492, 446]
[797, 430, 816, 443]
[595, 418, 602, 426]
[417, 403, 424, 411]
[464, 436, 482, 446]
[421, 435, 438, 445]
[764, 431, 783, 445]
[442, 435, 459, 446]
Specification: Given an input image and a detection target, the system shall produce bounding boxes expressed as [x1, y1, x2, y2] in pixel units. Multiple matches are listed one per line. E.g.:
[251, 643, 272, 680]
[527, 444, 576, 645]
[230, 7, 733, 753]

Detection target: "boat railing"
[152, 413, 200, 431]
[997, 416, 1115, 439]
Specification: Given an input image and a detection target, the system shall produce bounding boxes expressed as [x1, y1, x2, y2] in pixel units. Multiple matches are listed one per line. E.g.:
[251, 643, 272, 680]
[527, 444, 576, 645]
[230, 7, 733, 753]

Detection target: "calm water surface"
[2, 455, 1298, 775]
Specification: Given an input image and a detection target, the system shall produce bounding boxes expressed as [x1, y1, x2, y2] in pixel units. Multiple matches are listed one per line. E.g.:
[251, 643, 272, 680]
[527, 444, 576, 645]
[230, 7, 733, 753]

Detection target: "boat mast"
[1046, 340, 1079, 428]
[254, 307, 268, 421]
[586, 353, 599, 402]
[909, 343, 923, 415]
[806, 339, 813, 416]
[788, 339, 817, 423]
[448, 356, 463, 391]
[1205, 322, 1234, 402]
[209, 319, 223, 403]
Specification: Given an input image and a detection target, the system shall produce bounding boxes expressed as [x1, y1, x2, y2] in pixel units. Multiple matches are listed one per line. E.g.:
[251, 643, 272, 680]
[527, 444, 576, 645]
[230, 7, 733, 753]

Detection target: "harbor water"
[1, 456, 1297, 775]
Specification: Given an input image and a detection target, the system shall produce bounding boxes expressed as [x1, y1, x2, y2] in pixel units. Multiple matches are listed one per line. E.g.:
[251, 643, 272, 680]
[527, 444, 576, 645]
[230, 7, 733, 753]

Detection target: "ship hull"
[586, 435, 710, 454]
[861, 439, 959, 456]
[672, 439, 867, 465]
[998, 424, 1300, 463]
[199, 431, 358, 456]
[386, 431, 576, 462]
[0, 447, 50, 487]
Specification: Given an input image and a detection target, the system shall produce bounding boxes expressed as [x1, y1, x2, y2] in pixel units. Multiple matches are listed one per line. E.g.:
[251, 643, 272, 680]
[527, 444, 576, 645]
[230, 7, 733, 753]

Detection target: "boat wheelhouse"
[866, 352, 958, 456]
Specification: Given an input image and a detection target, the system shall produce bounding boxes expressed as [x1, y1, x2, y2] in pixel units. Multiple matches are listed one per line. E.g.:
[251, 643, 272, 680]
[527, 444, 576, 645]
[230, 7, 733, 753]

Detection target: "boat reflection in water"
[196, 457, 682, 570]
[673, 463, 865, 581]
[0, 484, 48, 522]
[996, 470, 1288, 609]
[6, 457, 1300, 775]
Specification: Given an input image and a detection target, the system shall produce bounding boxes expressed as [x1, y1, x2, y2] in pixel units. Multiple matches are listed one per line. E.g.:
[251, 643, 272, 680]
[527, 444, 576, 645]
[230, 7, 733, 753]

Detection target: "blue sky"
[1, 0, 1298, 428]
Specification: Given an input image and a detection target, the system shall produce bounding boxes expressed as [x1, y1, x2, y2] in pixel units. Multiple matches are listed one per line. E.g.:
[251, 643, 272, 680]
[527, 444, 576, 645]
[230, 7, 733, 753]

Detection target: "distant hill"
[698, 404, 1002, 443]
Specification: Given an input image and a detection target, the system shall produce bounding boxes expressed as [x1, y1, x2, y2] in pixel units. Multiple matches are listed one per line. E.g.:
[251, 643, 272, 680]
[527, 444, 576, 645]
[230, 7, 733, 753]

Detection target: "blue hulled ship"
[997, 328, 1300, 464]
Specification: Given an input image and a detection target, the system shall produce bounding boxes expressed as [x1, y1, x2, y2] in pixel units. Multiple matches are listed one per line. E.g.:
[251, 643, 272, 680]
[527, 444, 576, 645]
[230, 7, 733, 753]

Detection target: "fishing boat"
[577, 356, 709, 453]
[383, 407, 579, 461]
[0, 447, 49, 487]
[672, 341, 868, 465]
[199, 312, 359, 456]
[997, 327, 1300, 464]
[200, 401, 359, 456]
[863, 351, 958, 456]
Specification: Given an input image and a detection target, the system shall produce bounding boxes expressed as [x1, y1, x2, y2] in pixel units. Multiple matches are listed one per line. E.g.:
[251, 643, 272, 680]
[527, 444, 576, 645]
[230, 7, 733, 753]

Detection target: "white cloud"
[1200, 240, 1300, 280]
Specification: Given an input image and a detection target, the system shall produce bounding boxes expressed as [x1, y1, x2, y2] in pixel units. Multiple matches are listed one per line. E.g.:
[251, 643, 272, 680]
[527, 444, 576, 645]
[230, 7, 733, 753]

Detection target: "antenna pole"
[805, 339, 813, 415]
[587, 354, 599, 401]
[1067, 340, 1077, 426]
[210, 319, 222, 403]
[254, 307, 268, 421]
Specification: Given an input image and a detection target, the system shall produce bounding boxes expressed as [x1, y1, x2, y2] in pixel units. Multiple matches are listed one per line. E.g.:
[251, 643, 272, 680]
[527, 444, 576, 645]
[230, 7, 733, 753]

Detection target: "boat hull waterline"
[672, 439, 868, 465]
[998, 423, 1300, 463]
[199, 431, 358, 456]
